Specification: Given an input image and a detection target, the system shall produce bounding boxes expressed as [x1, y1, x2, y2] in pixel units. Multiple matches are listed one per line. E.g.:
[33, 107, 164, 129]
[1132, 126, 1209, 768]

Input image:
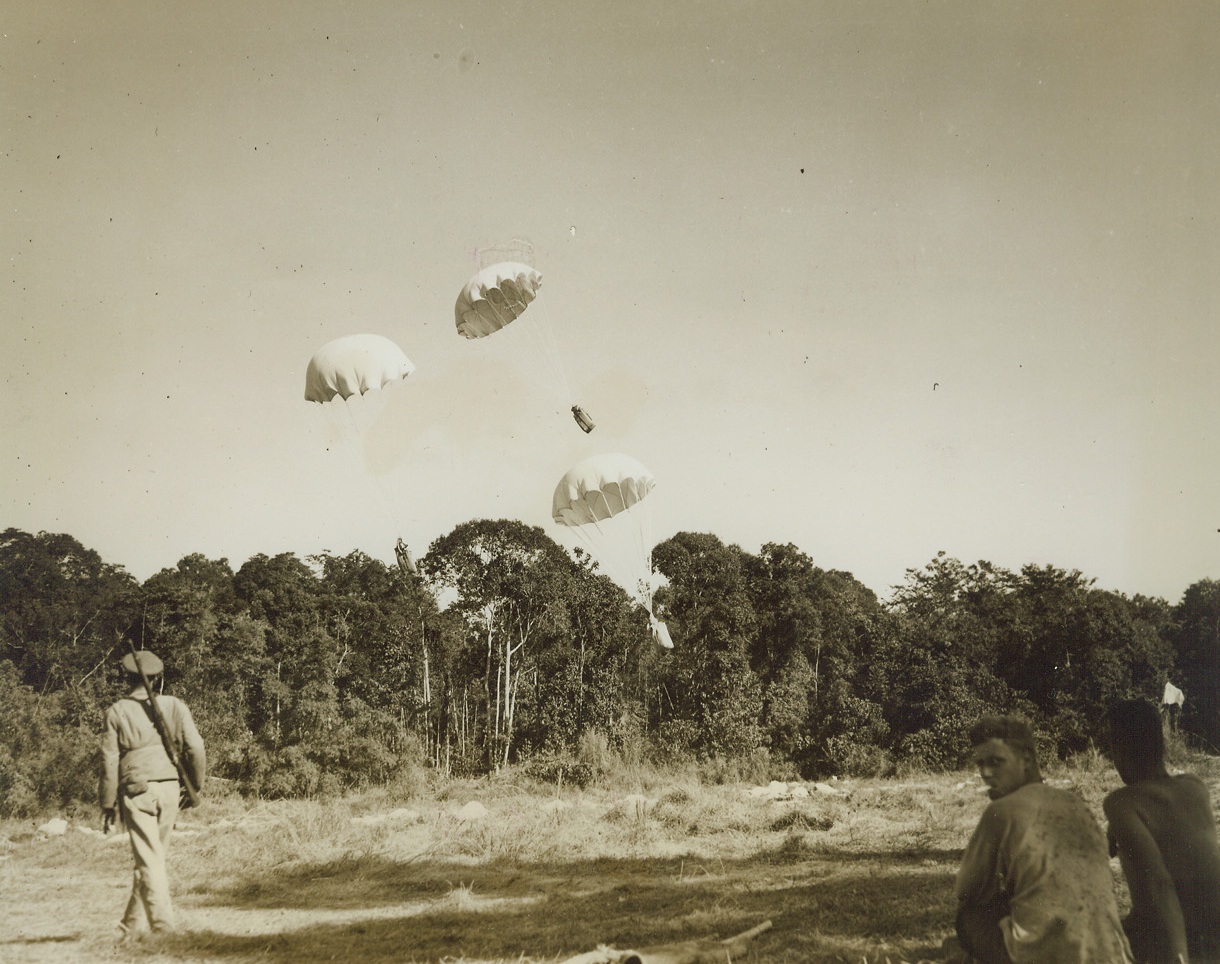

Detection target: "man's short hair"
[968, 715, 1039, 762]
[1108, 698, 1164, 769]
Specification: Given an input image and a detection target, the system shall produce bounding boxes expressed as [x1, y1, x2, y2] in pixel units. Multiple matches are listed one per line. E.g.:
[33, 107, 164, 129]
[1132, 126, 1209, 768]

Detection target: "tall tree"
[231, 553, 342, 793]
[741, 543, 823, 765]
[422, 519, 573, 769]
[1172, 579, 1220, 749]
[141, 553, 263, 773]
[521, 560, 650, 755]
[313, 550, 436, 776]
[0, 528, 140, 724]
[1004, 565, 1173, 752]
[872, 555, 1024, 768]
[652, 532, 763, 758]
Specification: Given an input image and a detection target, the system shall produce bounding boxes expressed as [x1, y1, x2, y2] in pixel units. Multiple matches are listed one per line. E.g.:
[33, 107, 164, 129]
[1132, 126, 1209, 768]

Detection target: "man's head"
[121, 649, 163, 680]
[968, 715, 1041, 799]
[1108, 698, 1165, 784]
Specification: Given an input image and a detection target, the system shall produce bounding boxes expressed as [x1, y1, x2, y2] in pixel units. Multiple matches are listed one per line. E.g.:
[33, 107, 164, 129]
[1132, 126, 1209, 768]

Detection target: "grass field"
[3, 752, 1217, 964]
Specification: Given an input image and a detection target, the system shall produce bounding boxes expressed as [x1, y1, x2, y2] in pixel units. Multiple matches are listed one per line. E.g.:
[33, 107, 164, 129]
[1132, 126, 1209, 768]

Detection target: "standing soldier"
[99, 649, 206, 938]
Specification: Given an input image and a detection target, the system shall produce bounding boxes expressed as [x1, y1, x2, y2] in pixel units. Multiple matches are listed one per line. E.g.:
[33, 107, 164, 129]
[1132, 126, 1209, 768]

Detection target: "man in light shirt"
[951, 715, 1132, 963]
[99, 649, 206, 938]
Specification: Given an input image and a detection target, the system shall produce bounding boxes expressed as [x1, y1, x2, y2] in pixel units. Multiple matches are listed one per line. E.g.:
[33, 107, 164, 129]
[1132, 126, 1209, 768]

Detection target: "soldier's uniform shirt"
[100, 694, 205, 806]
[955, 781, 1132, 963]
[99, 692, 205, 933]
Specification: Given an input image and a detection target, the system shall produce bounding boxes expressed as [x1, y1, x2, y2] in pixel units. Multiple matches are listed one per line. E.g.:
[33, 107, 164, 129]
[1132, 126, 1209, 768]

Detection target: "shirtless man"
[952, 715, 1132, 963]
[1105, 699, 1220, 963]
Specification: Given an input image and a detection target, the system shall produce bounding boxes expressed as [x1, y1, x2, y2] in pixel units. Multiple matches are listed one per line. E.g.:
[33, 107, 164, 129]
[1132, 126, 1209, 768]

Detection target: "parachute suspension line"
[642, 510, 654, 610]
[340, 394, 402, 537]
[481, 289, 516, 332]
[532, 296, 574, 404]
[615, 480, 652, 612]
[554, 454, 657, 619]
[341, 390, 363, 433]
[631, 497, 654, 613]
[572, 525, 598, 576]
[586, 490, 610, 540]
[588, 483, 653, 612]
[481, 291, 569, 405]
[570, 497, 616, 595]
[320, 396, 365, 476]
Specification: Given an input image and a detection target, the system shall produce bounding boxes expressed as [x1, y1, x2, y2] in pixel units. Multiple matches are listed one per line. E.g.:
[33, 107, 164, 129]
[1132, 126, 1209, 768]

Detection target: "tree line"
[1, 524, 1216, 816]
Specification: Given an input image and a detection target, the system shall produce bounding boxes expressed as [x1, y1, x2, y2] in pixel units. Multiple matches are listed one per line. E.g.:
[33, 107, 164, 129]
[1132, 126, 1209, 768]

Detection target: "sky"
[4, 0, 1218, 604]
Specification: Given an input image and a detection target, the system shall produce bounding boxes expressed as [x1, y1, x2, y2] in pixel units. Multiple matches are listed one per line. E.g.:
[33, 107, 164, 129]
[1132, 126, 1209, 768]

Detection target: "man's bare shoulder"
[1103, 783, 1140, 817]
[986, 780, 1083, 819]
[1105, 773, 1211, 817]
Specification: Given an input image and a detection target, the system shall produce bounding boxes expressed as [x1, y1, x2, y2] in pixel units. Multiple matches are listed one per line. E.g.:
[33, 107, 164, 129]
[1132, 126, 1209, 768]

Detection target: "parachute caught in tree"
[552, 453, 672, 648]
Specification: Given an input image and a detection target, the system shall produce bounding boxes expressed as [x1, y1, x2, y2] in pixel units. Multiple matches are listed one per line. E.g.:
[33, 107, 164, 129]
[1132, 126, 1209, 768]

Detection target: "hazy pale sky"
[4, 0, 1218, 603]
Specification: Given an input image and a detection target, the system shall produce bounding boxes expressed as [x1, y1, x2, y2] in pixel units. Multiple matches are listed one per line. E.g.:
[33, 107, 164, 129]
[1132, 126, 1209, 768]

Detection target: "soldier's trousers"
[120, 780, 180, 932]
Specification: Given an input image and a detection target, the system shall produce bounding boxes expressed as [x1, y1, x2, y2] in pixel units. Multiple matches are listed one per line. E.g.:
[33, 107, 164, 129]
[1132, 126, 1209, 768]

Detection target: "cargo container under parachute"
[455, 256, 595, 434]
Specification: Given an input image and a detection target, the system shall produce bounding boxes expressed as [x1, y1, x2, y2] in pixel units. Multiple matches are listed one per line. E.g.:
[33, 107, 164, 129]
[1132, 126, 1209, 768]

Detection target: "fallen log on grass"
[559, 920, 772, 964]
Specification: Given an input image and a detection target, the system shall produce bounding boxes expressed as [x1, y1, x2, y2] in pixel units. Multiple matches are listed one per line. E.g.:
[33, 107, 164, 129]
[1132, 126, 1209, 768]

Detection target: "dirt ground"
[4, 746, 1209, 962]
[0, 781, 989, 963]
[0, 845, 955, 963]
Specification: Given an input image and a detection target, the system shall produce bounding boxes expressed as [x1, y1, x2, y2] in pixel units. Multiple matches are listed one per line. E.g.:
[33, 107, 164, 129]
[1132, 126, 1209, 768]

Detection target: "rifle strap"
[122, 695, 181, 755]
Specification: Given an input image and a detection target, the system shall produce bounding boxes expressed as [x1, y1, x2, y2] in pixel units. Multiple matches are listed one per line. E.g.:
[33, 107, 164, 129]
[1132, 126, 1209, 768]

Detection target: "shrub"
[769, 809, 834, 832]
[0, 666, 99, 816]
[698, 747, 792, 786]
[239, 744, 324, 799]
[896, 720, 974, 774]
[576, 728, 615, 774]
[652, 719, 703, 762]
[383, 756, 429, 802]
[822, 734, 894, 779]
[522, 749, 595, 789]
[0, 745, 38, 818]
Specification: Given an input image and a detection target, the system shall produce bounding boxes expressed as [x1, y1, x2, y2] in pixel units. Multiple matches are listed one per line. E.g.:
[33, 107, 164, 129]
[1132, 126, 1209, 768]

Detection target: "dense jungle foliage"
[1, 525, 1217, 816]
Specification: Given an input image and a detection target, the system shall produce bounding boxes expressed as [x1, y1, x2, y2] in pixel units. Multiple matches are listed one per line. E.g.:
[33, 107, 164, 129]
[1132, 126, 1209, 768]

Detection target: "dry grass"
[3, 753, 1218, 964]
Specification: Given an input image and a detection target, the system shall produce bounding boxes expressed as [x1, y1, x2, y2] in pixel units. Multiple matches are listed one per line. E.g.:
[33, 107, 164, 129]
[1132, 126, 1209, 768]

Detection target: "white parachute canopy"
[305, 333, 415, 404]
[304, 333, 416, 453]
[552, 453, 672, 648]
[454, 262, 543, 340]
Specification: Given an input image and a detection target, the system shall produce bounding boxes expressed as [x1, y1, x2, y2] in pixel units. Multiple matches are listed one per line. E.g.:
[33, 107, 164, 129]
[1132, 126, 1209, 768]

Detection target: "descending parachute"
[552, 453, 673, 648]
[552, 453, 654, 525]
[304, 334, 419, 575]
[304, 333, 415, 403]
[454, 259, 594, 434]
[454, 262, 543, 339]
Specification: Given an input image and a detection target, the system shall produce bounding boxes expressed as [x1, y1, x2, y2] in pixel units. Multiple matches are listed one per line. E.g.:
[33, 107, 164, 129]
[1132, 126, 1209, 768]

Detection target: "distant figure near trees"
[1159, 681, 1186, 734]
[1104, 699, 1220, 964]
[949, 715, 1132, 963]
